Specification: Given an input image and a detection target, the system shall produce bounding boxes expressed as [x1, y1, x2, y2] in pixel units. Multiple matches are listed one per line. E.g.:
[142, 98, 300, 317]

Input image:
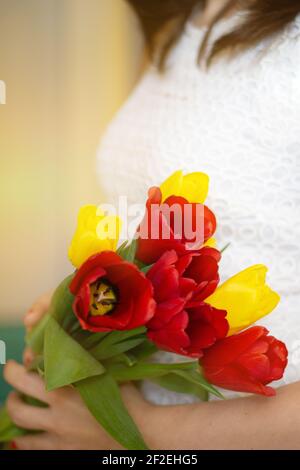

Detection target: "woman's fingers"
[4, 361, 50, 404]
[24, 291, 52, 330]
[12, 433, 58, 450]
[6, 392, 52, 431]
[23, 347, 35, 367]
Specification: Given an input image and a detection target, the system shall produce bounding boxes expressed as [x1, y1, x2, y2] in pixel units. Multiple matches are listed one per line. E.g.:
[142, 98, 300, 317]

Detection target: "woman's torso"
[97, 13, 300, 403]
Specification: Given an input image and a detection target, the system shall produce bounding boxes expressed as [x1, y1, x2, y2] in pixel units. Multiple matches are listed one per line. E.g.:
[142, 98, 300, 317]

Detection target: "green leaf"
[88, 327, 146, 352]
[26, 274, 75, 355]
[26, 313, 50, 355]
[126, 239, 137, 262]
[44, 317, 105, 391]
[221, 242, 231, 253]
[140, 264, 154, 275]
[150, 373, 209, 401]
[22, 395, 48, 408]
[116, 240, 128, 256]
[49, 274, 75, 327]
[91, 337, 146, 361]
[105, 352, 138, 367]
[0, 408, 27, 443]
[28, 355, 44, 374]
[119, 353, 137, 367]
[0, 424, 27, 443]
[78, 331, 110, 350]
[87, 328, 147, 361]
[117, 240, 137, 263]
[0, 407, 13, 433]
[109, 361, 197, 382]
[175, 369, 224, 399]
[76, 373, 148, 450]
[130, 340, 158, 361]
[116, 241, 129, 259]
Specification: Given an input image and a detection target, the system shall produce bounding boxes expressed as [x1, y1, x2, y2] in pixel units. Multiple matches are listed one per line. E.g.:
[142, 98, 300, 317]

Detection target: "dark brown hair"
[126, 0, 300, 67]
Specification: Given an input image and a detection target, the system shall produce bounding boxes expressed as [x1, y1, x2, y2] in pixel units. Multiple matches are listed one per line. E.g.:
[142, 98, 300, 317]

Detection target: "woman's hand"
[4, 360, 300, 449]
[13, 293, 300, 450]
[4, 361, 153, 450]
[9, 293, 155, 450]
[23, 291, 53, 331]
[22, 291, 53, 366]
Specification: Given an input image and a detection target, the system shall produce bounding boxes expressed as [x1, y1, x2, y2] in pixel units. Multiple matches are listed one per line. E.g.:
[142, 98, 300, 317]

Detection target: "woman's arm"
[140, 381, 300, 450]
[4, 361, 300, 450]
[17, 294, 300, 449]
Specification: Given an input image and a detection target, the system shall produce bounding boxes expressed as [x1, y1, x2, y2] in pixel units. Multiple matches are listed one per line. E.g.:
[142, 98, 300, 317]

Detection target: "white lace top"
[97, 13, 300, 404]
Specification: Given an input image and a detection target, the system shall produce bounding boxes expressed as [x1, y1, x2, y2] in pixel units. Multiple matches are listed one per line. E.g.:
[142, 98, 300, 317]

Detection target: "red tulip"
[136, 187, 217, 264]
[146, 250, 195, 330]
[146, 249, 224, 358]
[148, 302, 229, 359]
[146, 248, 221, 329]
[69, 251, 156, 332]
[179, 247, 221, 306]
[201, 326, 288, 396]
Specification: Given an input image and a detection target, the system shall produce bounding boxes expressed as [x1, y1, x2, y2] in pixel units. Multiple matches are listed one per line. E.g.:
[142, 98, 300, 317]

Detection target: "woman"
[4, 0, 300, 449]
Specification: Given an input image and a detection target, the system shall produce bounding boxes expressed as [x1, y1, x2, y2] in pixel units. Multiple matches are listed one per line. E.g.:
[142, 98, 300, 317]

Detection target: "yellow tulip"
[206, 265, 280, 335]
[204, 237, 217, 248]
[160, 170, 209, 204]
[68, 205, 121, 268]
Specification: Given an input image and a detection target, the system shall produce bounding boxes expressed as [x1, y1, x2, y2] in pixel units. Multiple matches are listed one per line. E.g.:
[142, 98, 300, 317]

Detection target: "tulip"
[160, 170, 209, 204]
[206, 265, 280, 335]
[148, 303, 228, 359]
[69, 251, 155, 332]
[146, 248, 221, 324]
[68, 205, 121, 268]
[146, 249, 227, 358]
[201, 326, 288, 396]
[136, 187, 216, 265]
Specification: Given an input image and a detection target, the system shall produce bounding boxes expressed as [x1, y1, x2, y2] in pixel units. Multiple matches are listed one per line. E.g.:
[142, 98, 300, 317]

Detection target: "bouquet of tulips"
[0, 170, 288, 450]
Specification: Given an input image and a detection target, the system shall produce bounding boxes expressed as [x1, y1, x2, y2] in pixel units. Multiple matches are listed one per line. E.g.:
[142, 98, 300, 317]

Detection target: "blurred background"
[0, 0, 143, 400]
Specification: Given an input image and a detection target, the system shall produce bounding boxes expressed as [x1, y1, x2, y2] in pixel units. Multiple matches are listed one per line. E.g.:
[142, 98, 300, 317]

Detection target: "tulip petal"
[238, 353, 271, 382]
[148, 298, 187, 330]
[203, 363, 276, 397]
[160, 170, 183, 203]
[147, 311, 191, 354]
[264, 337, 288, 382]
[181, 172, 209, 204]
[68, 205, 121, 268]
[201, 326, 268, 367]
[206, 265, 280, 335]
[160, 170, 209, 204]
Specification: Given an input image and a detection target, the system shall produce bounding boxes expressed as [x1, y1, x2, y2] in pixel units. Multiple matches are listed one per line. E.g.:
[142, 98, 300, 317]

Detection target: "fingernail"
[25, 308, 35, 316]
[24, 353, 32, 366]
[11, 441, 18, 450]
[24, 310, 35, 319]
[24, 313, 37, 326]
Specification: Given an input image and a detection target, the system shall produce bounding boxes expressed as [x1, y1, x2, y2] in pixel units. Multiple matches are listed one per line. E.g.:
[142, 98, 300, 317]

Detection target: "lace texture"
[97, 14, 300, 404]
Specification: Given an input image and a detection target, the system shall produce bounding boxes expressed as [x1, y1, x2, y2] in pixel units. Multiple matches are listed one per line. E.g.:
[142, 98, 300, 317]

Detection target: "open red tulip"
[69, 251, 156, 332]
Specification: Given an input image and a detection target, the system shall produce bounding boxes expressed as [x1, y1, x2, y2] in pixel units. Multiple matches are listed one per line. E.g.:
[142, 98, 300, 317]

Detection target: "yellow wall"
[0, 0, 143, 322]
